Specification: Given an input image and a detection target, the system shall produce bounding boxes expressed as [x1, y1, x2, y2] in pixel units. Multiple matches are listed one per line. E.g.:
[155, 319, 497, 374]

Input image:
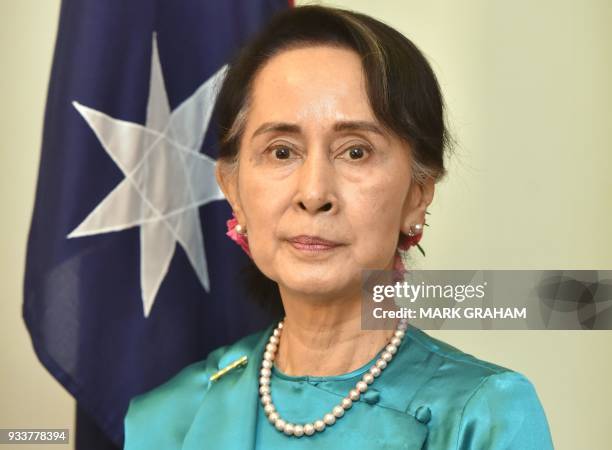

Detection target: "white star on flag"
[68, 33, 228, 318]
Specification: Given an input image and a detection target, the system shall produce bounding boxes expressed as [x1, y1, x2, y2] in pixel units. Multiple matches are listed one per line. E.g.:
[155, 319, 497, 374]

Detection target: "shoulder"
[123, 325, 272, 449]
[401, 326, 554, 449]
[454, 369, 554, 449]
[123, 356, 211, 450]
[406, 325, 512, 376]
[400, 325, 517, 404]
[126, 324, 270, 407]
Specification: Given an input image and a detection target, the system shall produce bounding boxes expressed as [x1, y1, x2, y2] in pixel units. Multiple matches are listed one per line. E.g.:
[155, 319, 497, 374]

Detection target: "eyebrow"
[250, 120, 388, 140]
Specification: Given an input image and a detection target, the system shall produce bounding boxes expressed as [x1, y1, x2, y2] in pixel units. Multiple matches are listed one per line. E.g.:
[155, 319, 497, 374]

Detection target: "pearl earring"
[407, 223, 423, 237]
[235, 223, 247, 235]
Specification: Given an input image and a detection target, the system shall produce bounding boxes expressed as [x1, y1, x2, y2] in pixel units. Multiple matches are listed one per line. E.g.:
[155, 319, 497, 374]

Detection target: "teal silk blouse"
[124, 323, 554, 449]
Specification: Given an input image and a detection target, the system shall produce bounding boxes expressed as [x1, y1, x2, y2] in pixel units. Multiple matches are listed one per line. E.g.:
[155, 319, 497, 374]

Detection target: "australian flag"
[23, 0, 292, 448]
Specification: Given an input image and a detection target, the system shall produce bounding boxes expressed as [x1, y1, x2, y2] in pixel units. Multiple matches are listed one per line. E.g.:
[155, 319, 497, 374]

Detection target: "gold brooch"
[209, 355, 248, 382]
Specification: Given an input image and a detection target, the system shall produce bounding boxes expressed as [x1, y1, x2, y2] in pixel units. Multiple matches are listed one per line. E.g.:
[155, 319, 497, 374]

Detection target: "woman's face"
[218, 45, 433, 301]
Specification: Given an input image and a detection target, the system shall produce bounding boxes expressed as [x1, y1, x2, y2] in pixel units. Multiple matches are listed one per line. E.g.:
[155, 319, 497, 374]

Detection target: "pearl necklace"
[258, 317, 409, 437]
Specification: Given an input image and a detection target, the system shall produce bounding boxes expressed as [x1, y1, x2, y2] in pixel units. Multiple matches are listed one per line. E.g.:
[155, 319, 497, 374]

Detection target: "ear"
[215, 161, 246, 225]
[400, 178, 435, 235]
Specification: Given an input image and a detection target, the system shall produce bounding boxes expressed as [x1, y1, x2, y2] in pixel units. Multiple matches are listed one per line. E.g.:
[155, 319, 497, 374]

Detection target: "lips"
[289, 235, 341, 246]
[287, 235, 342, 251]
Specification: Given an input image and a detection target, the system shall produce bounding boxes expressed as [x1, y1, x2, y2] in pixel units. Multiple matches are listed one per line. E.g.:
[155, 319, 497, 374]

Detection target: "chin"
[279, 269, 361, 298]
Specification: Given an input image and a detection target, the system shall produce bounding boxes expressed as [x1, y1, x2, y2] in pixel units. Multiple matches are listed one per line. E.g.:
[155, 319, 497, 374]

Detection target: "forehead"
[248, 45, 375, 124]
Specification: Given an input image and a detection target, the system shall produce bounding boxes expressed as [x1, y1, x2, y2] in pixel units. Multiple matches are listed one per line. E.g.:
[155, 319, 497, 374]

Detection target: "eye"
[340, 144, 371, 161]
[268, 145, 294, 160]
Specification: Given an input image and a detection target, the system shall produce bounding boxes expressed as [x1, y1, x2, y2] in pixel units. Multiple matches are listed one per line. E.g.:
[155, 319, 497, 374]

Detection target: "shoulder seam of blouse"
[454, 373, 492, 449]
[454, 370, 514, 449]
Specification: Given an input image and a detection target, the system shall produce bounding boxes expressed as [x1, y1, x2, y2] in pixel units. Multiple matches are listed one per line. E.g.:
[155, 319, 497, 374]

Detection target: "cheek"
[237, 170, 287, 264]
[347, 177, 406, 260]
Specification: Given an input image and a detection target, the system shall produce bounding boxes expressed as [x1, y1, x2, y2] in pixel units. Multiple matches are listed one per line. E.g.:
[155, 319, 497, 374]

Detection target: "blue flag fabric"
[23, 0, 290, 446]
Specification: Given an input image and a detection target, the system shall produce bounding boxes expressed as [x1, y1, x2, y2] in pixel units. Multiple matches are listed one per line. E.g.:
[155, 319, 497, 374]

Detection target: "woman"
[124, 5, 554, 449]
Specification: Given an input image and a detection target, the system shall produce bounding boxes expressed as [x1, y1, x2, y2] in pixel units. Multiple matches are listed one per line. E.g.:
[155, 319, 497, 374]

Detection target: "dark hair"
[212, 5, 454, 319]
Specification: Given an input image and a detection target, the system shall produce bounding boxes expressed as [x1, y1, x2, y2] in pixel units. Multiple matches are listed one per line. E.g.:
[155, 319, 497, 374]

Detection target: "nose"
[294, 150, 338, 215]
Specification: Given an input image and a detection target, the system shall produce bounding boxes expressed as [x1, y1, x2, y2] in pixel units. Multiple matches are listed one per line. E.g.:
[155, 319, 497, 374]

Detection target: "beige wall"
[0, 1, 74, 450]
[1, 1, 610, 449]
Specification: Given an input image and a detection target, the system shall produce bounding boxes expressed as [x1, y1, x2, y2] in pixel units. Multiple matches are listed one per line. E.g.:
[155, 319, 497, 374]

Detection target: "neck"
[273, 286, 399, 377]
